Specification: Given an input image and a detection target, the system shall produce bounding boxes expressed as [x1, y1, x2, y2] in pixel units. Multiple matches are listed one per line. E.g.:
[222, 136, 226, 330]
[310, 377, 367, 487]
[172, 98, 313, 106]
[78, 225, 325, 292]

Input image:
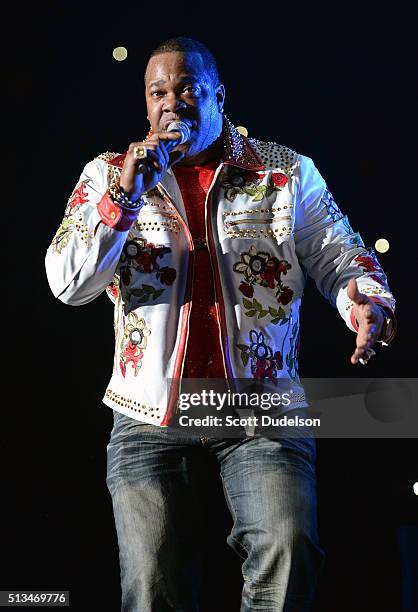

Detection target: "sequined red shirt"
[172, 160, 225, 378]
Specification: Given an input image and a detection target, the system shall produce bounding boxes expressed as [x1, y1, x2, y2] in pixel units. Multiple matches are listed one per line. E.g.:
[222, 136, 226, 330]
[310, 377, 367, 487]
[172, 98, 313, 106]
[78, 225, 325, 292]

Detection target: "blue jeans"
[106, 410, 325, 611]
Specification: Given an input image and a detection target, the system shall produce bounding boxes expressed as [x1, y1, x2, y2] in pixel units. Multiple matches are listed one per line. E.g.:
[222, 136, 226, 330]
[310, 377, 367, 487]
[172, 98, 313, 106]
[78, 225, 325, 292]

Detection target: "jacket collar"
[220, 115, 265, 170]
[108, 115, 265, 171]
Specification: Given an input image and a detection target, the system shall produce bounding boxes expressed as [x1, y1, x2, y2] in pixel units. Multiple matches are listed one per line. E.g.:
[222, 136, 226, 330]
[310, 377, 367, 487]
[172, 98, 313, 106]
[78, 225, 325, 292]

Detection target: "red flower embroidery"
[260, 259, 290, 289]
[273, 351, 283, 370]
[239, 281, 254, 297]
[271, 173, 288, 188]
[254, 352, 282, 379]
[159, 267, 176, 285]
[124, 340, 136, 358]
[108, 283, 119, 298]
[260, 264, 276, 289]
[254, 358, 268, 379]
[120, 240, 176, 304]
[265, 364, 275, 378]
[275, 261, 290, 278]
[122, 341, 143, 370]
[243, 170, 265, 183]
[135, 251, 153, 273]
[150, 244, 170, 263]
[119, 360, 126, 378]
[278, 286, 294, 305]
[234, 248, 294, 323]
[354, 255, 379, 273]
[70, 183, 89, 208]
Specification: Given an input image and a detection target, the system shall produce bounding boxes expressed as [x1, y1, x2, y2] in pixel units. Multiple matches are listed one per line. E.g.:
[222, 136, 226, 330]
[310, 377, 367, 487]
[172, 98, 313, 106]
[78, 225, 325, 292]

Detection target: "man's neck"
[175, 135, 223, 167]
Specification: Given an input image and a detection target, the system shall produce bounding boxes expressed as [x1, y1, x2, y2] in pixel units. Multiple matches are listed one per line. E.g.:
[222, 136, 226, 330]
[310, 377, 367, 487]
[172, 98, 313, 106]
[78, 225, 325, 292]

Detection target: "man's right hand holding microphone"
[119, 121, 191, 202]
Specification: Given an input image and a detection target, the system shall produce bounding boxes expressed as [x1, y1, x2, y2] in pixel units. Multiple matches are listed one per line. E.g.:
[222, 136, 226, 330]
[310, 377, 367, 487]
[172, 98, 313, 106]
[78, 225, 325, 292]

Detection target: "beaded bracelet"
[108, 177, 144, 210]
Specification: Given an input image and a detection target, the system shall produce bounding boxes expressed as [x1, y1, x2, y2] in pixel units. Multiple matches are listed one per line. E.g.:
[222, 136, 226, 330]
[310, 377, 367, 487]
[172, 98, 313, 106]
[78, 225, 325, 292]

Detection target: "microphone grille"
[167, 121, 191, 144]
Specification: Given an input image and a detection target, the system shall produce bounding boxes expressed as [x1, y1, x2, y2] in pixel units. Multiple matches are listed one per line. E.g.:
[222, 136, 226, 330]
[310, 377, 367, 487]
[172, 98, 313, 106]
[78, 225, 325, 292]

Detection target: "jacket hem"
[102, 391, 168, 425]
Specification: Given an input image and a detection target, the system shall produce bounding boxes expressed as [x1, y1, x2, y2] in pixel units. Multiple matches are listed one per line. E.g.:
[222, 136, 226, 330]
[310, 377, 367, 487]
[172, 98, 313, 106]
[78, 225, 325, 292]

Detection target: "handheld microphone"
[136, 121, 191, 174]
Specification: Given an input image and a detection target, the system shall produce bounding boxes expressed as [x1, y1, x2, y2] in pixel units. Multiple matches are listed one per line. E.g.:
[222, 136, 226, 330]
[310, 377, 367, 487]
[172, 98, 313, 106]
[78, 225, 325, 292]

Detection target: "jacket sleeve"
[45, 156, 139, 306]
[293, 154, 395, 332]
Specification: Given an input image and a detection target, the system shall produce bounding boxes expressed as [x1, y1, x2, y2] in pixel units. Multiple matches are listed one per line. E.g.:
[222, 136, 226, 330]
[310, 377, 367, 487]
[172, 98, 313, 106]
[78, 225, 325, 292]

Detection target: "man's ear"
[216, 83, 226, 113]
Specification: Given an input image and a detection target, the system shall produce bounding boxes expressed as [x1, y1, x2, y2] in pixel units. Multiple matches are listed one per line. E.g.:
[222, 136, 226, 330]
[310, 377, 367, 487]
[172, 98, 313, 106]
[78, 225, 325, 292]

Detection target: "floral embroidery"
[241, 298, 291, 325]
[354, 251, 380, 273]
[159, 267, 176, 284]
[355, 255, 378, 272]
[237, 330, 283, 380]
[271, 173, 288, 188]
[107, 276, 120, 300]
[51, 180, 93, 254]
[119, 313, 150, 377]
[354, 249, 387, 286]
[233, 245, 294, 322]
[64, 179, 91, 217]
[50, 217, 75, 254]
[344, 219, 363, 248]
[221, 167, 288, 203]
[342, 215, 354, 234]
[335, 215, 364, 247]
[348, 232, 363, 247]
[285, 322, 300, 380]
[321, 188, 344, 222]
[120, 239, 177, 303]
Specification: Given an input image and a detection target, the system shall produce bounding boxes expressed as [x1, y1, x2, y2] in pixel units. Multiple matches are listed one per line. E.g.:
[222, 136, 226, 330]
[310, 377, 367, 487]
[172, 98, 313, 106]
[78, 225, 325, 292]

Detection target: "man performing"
[45, 37, 396, 611]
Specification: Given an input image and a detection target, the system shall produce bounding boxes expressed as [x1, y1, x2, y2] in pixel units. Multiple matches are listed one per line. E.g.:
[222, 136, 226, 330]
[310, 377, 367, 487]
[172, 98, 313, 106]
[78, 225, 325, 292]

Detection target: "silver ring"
[359, 347, 376, 365]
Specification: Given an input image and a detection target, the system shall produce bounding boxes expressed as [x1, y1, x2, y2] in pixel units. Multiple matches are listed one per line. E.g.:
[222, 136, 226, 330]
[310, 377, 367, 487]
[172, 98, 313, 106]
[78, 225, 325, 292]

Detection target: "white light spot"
[413, 482, 418, 496]
[375, 238, 390, 253]
[113, 47, 128, 62]
[236, 126, 248, 137]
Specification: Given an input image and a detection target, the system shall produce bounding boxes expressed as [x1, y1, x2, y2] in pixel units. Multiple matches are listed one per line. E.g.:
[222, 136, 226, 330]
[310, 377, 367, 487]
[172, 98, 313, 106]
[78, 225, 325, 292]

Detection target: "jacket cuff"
[96, 192, 140, 232]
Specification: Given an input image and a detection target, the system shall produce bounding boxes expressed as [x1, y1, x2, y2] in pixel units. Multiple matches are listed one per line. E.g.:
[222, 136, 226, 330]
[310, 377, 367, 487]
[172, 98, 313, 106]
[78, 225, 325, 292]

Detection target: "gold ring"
[133, 145, 147, 160]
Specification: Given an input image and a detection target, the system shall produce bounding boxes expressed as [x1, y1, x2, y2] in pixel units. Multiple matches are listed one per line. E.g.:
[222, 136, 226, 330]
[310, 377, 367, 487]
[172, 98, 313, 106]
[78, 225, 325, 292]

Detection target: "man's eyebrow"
[148, 79, 166, 88]
[148, 75, 201, 88]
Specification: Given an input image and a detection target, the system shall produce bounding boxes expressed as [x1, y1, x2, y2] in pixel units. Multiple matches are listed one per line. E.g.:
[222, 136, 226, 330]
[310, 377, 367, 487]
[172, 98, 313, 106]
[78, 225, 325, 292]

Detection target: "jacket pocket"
[223, 209, 293, 240]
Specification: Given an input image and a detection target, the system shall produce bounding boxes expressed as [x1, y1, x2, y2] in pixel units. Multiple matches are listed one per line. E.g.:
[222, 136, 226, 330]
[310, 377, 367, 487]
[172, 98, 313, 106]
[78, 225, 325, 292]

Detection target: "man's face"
[144, 51, 224, 158]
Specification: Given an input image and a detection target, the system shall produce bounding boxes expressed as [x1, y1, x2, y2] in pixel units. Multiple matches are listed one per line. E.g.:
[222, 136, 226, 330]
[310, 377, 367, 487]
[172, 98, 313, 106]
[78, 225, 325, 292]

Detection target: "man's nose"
[163, 93, 187, 112]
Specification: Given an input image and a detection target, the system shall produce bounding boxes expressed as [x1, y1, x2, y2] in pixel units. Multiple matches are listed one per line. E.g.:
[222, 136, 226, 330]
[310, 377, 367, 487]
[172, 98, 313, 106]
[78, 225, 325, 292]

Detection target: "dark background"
[4, 1, 417, 610]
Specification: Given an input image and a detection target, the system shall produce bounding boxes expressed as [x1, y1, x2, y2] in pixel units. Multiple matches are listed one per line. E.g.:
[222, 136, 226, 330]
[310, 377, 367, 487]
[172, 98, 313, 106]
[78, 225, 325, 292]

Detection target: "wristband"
[109, 176, 144, 210]
[374, 305, 397, 346]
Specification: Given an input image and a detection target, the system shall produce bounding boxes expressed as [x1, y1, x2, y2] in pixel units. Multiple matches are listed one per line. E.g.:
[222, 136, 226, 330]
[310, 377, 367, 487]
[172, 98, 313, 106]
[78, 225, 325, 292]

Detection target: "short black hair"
[146, 36, 220, 86]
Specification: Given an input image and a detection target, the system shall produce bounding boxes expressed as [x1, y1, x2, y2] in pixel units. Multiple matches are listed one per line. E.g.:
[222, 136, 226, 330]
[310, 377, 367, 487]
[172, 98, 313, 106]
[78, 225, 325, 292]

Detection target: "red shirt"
[172, 160, 225, 378]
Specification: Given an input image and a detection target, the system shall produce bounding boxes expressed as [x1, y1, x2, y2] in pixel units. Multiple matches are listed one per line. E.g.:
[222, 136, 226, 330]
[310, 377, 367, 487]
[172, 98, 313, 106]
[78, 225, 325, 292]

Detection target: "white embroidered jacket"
[45, 120, 396, 425]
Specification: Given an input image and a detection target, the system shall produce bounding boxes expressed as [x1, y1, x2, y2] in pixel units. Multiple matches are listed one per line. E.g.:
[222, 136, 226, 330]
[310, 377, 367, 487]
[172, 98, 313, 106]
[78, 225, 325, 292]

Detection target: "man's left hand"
[347, 278, 384, 365]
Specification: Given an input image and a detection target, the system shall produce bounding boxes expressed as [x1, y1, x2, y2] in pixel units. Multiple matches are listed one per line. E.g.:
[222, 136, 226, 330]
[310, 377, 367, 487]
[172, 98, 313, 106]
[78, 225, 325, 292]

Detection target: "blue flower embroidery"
[249, 330, 274, 360]
[321, 188, 344, 222]
[236, 330, 284, 380]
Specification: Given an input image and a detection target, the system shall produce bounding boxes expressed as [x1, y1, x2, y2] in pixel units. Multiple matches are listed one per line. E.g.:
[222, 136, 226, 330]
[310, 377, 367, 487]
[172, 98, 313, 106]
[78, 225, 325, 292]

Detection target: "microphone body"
[136, 121, 191, 174]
